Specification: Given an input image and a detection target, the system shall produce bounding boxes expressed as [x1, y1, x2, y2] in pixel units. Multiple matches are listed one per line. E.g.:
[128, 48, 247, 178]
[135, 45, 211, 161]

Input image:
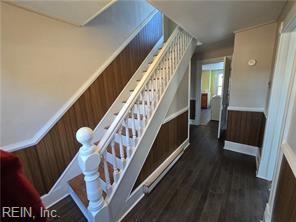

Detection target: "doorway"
[194, 57, 231, 139]
[200, 62, 225, 125]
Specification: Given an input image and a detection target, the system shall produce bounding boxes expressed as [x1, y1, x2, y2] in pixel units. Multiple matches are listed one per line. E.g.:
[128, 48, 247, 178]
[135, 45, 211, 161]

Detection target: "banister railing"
[75, 27, 192, 213]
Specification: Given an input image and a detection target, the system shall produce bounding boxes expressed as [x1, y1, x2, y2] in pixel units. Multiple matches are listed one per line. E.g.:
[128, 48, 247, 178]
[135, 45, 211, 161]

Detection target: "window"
[217, 73, 224, 96]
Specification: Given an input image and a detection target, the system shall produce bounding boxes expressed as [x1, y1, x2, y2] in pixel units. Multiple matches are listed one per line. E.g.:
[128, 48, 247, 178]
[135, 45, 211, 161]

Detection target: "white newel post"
[76, 127, 105, 213]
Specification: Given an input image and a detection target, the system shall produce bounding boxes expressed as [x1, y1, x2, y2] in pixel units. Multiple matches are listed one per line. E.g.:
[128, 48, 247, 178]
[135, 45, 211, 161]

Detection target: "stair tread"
[122, 100, 152, 106]
[114, 112, 145, 120]
[137, 77, 164, 82]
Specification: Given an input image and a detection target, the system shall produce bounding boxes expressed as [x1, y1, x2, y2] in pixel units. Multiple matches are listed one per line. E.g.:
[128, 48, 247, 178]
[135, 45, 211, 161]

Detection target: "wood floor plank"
[123, 121, 269, 222]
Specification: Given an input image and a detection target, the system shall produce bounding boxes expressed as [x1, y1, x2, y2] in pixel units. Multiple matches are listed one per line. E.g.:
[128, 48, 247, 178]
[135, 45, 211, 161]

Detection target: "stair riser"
[114, 133, 135, 148]
[129, 90, 157, 101]
[106, 152, 125, 170]
[124, 118, 145, 130]
[129, 104, 151, 116]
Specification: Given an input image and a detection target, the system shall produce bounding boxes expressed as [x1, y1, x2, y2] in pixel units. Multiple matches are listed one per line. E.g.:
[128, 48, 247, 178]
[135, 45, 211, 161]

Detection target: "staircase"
[68, 27, 195, 221]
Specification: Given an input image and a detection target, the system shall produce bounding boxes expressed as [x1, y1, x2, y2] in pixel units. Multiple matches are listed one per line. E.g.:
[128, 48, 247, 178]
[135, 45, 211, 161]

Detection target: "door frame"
[191, 57, 226, 126]
[218, 57, 231, 138]
[262, 11, 296, 222]
[257, 26, 296, 181]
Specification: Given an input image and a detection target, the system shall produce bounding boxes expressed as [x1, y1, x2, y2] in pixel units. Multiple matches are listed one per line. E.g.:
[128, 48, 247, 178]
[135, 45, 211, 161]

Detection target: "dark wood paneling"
[190, 100, 195, 119]
[272, 156, 296, 222]
[13, 12, 163, 195]
[133, 111, 188, 189]
[226, 110, 266, 147]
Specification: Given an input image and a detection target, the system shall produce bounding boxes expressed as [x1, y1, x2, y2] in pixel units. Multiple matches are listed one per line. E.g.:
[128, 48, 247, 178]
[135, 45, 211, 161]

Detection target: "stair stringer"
[100, 39, 196, 222]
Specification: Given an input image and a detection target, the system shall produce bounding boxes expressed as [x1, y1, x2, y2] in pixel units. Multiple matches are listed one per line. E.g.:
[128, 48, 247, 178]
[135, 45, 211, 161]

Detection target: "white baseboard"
[224, 141, 261, 171]
[263, 203, 272, 222]
[143, 138, 189, 193]
[41, 185, 69, 209]
[224, 140, 259, 157]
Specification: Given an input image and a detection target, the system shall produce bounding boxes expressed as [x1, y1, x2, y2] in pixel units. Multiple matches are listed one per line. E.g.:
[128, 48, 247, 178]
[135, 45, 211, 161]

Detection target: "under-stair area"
[49, 122, 269, 222]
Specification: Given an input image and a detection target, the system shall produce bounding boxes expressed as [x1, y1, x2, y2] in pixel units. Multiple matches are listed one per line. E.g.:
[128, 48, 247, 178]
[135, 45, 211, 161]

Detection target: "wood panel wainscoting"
[133, 111, 188, 189]
[190, 100, 195, 120]
[272, 156, 296, 222]
[13, 12, 163, 195]
[226, 110, 266, 150]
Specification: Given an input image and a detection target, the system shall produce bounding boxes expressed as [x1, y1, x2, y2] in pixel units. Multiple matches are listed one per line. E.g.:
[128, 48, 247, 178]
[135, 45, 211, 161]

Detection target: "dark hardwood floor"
[124, 121, 269, 222]
[49, 196, 86, 222]
[49, 121, 269, 222]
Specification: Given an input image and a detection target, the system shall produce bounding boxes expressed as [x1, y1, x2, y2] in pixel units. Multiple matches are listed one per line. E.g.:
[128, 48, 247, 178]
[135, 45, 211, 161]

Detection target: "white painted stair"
[68, 27, 195, 221]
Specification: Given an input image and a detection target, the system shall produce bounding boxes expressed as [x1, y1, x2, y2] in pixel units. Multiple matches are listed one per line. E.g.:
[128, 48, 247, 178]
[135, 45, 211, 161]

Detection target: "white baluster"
[140, 92, 147, 126]
[103, 150, 112, 195]
[118, 126, 126, 167]
[177, 34, 180, 60]
[135, 97, 143, 131]
[165, 53, 169, 84]
[151, 73, 157, 110]
[111, 139, 120, 182]
[183, 33, 186, 52]
[76, 127, 104, 212]
[131, 106, 137, 145]
[155, 72, 159, 101]
[173, 41, 176, 70]
[159, 66, 163, 94]
[169, 46, 174, 77]
[125, 118, 133, 158]
[180, 33, 184, 54]
[160, 64, 165, 94]
[145, 84, 151, 118]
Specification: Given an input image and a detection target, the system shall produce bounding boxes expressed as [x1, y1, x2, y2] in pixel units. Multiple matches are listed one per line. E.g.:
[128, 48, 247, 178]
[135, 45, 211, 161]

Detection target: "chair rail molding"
[227, 106, 265, 113]
[163, 106, 188, 124]
[1, 9, 158, 152]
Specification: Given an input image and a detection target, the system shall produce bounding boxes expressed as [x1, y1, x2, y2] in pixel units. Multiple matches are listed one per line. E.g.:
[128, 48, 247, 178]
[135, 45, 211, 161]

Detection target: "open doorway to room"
[196, 57, 231, 138]
[200, 61, 224, 125]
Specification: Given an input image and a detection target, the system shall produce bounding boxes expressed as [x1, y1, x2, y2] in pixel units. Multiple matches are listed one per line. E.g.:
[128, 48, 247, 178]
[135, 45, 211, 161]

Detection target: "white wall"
[287, 95, 296, 153]
[166, 66, 189, 117]
[229, 22, 278, 110]
[1, 1, 155, 147]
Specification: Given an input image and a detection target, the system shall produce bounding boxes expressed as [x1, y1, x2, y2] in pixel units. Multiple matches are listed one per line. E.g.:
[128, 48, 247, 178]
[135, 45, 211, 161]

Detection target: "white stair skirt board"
[224, 140, 260, 170]
[118, 138, 189, 222]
